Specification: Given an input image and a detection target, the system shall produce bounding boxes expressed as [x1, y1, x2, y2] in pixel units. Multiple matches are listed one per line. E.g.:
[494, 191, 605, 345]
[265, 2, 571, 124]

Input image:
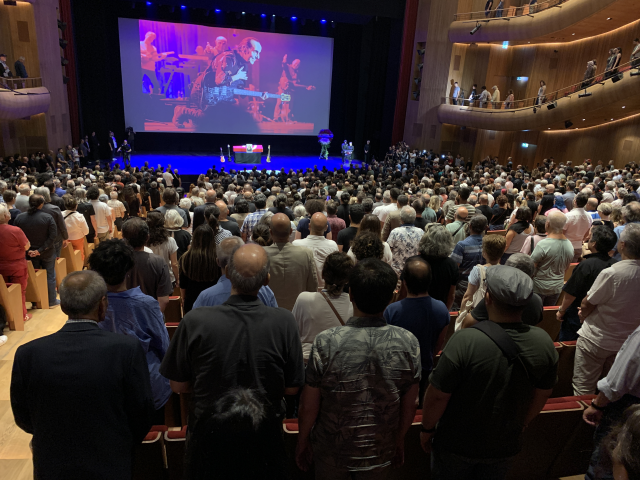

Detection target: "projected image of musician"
[140, 31, 171, 94]
[204, 36, 228, 59]
[273, 54, 315, 123]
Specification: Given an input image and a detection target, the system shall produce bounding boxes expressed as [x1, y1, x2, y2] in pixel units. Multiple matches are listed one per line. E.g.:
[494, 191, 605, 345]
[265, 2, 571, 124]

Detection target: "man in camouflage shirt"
[296, 258, 421, 478]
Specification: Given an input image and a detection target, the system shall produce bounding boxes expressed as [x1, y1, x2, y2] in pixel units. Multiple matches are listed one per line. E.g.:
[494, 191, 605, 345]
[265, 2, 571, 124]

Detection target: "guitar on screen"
[201, 86, 291, 108]
[219, 147, 225, 163]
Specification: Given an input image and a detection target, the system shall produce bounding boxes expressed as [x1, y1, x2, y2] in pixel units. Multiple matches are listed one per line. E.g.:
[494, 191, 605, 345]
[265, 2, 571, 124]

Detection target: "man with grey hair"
[11, 271, 154, 479]
[34, 186, 68, 257]
[15, 184, 31, 212]
[192, 237, 277, 308]
[613, 202, 640, 260]
[573, 223, 640, 395]
[161, 244, 304, 478]
[387, 206, 425, 277]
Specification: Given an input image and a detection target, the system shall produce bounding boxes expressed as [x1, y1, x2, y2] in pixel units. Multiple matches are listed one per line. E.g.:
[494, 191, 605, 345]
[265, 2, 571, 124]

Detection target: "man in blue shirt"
[450, 214, 486, 310]
[193, 236, 278, 308]
[384, 256, 450, 405]
[89, 238, 171, 424]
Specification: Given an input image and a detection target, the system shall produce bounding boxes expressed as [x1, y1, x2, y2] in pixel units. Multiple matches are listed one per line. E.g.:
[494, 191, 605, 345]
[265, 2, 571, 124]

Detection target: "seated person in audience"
[11, 271, 154, 480]
[582, 323, 640, 480]
[420, 265, 558, 480]
[384, 256, 449, 405]
[572, 224, 640, 396]
[557, 226, 618, 342]
[296, 258, 421, 478]
[89, 239, 171, 424]
[122, 217, 173, 313]
[161, 244, 304, 479]
[293, 252, 354, 362]
[192, 236, 277, 308]
[179, 224, 221, 314]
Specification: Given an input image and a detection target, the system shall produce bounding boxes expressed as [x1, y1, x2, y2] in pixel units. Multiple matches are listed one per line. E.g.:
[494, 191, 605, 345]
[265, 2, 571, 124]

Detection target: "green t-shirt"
[531, 237, 574, 296]
[429, 323, 558, 459]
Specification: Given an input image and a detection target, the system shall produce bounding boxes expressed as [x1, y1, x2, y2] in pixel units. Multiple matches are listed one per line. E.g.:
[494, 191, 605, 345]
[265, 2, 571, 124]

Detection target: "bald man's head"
[310, 212, 327, 236]
[455, 206, 469, 221]
[546, 211, 567, 234]
[270, 213, 292, 242]
[215, 200, 228, 219]
[228, 244, 270, 295]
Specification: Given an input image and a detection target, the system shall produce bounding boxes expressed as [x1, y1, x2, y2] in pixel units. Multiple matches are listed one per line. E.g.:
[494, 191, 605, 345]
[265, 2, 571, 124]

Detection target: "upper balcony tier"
[0, 79, 50, 121]
[449, 0, 640, 45]
[437, 61, 640, 131]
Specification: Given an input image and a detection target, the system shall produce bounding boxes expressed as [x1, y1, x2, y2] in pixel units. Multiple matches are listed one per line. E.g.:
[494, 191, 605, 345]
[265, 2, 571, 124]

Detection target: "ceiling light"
[548, 127, 550, 130]
[572, 33, 575, 35]
[607, 17, 612, 20]
[583, 119, 585, 121]
[611, 118, 614, 120]
[622, 106, 626, 108]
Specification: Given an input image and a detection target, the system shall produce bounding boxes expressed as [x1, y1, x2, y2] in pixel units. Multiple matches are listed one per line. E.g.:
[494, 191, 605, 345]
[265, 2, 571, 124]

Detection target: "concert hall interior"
[2, 0, 640, 479]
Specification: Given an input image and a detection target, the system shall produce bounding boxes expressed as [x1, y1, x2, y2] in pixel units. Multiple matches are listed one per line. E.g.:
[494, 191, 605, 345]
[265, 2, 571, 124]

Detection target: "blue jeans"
[31, 249, 57, 305]
[431, 448, 513, 480]
[558, 309, 581, 341]
[585, 395, 640, 480]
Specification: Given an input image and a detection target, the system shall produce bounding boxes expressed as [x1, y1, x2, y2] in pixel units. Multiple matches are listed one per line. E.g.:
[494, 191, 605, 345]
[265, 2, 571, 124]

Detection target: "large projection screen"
[118, 18, 334, 135]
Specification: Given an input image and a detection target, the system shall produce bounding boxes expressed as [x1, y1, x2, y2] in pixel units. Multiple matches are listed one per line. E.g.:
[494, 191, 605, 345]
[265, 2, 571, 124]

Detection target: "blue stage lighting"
[146, 1, 151, 4]
[215, 9, 221, 12]
[291, 16, 297, 20]
[261, 13, 266, 17]
[320, 19, 327, 23]
[181, 5, 186, 9]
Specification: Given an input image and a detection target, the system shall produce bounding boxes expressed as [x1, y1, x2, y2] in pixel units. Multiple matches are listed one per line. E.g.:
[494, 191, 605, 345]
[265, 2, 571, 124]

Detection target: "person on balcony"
[611, 47, 622, 77]
[581, 60, 596, 89]
[605, 49, 616, 80]
[14, 56, 27, 79]
[632, 38, 640, 68]
[494, 0, 504, 18]
[536, 80, 546, 106]
[468, 84, 478, 107]
[0, 54, 12, 79]
[504, 89, 515, 109]
[484, 0, 493, 17]
[491, 85, 501, 108]
[478, 86, 490, 108]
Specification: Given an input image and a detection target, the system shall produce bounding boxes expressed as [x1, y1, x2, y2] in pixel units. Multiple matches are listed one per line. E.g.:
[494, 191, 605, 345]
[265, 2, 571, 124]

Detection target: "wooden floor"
[0, 304, 67, 480]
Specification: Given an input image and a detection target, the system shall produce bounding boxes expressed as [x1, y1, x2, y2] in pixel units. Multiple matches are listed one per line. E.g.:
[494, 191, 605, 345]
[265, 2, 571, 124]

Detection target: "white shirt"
[597, 324, 640, 401]
[378, 203, 398, 224]
[347, 240, 393, 265]
[563, 207, 593, 249]
[62, 210, 89, 241]
[149, 237, 179, 283]
[579, 260, 640, 351]
[292, 290, 353, 360]
[163, 171, 173, 186]
[90, 200, 112, 233]
[292, 235, 338, 288]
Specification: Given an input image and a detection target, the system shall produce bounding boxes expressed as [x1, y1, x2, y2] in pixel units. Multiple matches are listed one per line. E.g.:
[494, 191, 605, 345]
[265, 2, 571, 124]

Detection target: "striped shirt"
[240, 208, 269, 238]
[450, 234, 484, 281]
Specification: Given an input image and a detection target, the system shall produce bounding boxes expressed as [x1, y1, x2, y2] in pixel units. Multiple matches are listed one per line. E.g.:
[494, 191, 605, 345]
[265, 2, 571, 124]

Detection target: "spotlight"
[241, 11, 245, 14]
[146, 1, 151, 4]
[59, 38, 68, 48]
[564, 120, 573, 129]
[261, 13, 266, 17]
[181, 5, 186, 9]
[611, 73, 623, 83]
[215, 9, 221, 12]
[272, 14, 275, 17]
[320, 19, 326, 23]
[546, 101, 557, 110]
[622, 106, 626, 108]
[291, 16, 297, 20]
[470, 22, 481, 35]
[57, 19, 67, 31]
[578, 90, 592, 98]
[61, 57, 69, 66]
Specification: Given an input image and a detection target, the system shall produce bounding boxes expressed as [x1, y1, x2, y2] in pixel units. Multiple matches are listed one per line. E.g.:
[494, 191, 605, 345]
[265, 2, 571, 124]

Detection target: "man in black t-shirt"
[337, 204, 364, 253]
[476, 194, 493, 223]
[215, 200, 241, 237]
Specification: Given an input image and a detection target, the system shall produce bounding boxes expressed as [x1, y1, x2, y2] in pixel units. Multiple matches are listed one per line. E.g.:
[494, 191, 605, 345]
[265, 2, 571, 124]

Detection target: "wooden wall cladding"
[0, 3, 41, 78]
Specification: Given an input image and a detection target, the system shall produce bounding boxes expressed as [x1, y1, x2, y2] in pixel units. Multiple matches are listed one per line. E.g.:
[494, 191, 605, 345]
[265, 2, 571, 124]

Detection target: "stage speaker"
[564, 120, 573, 129]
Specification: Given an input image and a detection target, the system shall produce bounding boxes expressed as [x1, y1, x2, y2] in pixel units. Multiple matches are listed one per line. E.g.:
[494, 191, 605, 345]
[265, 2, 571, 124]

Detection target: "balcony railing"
[453, 0, 568, 22]
[441, 60, 638, 111]
[0, 77, 43, 89]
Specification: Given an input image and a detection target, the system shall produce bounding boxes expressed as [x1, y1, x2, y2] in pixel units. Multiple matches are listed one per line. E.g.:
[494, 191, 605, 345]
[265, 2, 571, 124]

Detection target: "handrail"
[442, 59, 638, 111]
[0, 77, 43, 89]
[453, 0, 568, 22]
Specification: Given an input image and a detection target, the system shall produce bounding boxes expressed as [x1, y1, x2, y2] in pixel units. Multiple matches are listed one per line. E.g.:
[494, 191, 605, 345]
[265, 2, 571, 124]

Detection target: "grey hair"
[59, 271, 107, 317]
[34, 186, 51, 203]
[546, 211, 567, 234]
[179, 197, 191, 209]
[505, 253, 535, 278]
[110, 191, 118, 199]
[622, 203, 640, 223]
[216, 237, 244, 269]
[620, 223, 640, 259]
[18, 184, 31, 195]
[228, 248, 270, 294]
[293, 205, 306, 218]
[75, 188, 87, 201]
[618, 188, 628, 198]
[0, 204, 9, 224]
[400, 206, 416, 224]
[419, 224, 455, 258]
[164, 209, 184, 229]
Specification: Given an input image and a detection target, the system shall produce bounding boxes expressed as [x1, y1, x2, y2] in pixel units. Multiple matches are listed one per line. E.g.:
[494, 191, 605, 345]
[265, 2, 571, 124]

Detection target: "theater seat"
[564, 263, 578, 282]
[26, 260, 49, 310]
[54, 257, 67, 290]
[553, 341, 577, 398]
[83, 237, 94, 267]
[537, 307, 561, 342]
[0, 275, 24, 331]
[133, 427, 167, 480]
[486, 229, 507, 236]
[164, 297, 183, 323]
[61, 242, 83, 273]
[165, 426, 187, 480]
[166, 322, 180, 340]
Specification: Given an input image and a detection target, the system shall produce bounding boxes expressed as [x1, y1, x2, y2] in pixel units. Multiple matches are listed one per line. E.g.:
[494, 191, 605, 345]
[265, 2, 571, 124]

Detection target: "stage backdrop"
[118, 18, 333, 136]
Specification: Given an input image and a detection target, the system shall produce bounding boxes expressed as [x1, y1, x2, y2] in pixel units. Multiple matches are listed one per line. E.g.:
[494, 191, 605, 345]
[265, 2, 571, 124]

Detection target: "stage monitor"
[117, 18, 334, 136]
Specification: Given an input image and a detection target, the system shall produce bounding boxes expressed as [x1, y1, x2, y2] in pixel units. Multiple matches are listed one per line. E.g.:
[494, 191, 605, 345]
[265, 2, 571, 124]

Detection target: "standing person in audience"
[459, 234, 506, 313]
[0, 204, 30, 328]
[382, 194, 409, 241]
[34, 186, 68, 258]
[296, 258, 421, 477]
[241, 193, 269, 242]
[531, 211, 574, 306]
[215, 200, 241, 237]
[164, 209, 191, 260]
[192, 190, 217, 232]
[122, 217, 173, 313]
[89, 239, 171, 424]
[413, 199, 428, 230]
[265, 213, 318, 311]
[419, 223, 458, 310]
[557, 226, 618, 341]
[326, 200, 346, 241]
[503, 206, 533, 263]
[15, 195, 59, 308]
[337, 203, 363, 253]
[384, 256, 449, 405]
[387, 206, 426, 277]
[582, 323, 640, 480]
[450, 215, 487, 310]
[445, 187, 476, 224]
[192, 237, 277, 308]
[146, 211, 179, 287]
[445, 206, 468, 243]
[520, 215, 547, 255]
[347, 215, 393, 264]
[87, 185, 113, 242]
[420, 266, 558, 480]
[572, 224, 640, 396]
[11, 271, 154, 480]
[62, 194, 89, 262]
[161, 244, 305, 478]
[155, 188, 189, 226]
[179, 224, 221, 314]
[613, 202, 640, 260]
[564, 192, 593, 262]
[293, 252, 354, 362]
[293, 213, 338, 288]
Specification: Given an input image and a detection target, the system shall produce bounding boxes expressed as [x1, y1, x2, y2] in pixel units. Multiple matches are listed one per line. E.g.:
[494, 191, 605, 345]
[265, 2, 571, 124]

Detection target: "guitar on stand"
[219, 147, 225, 163]
[227, 145, 232, 163]
[266, 145, 271, 163]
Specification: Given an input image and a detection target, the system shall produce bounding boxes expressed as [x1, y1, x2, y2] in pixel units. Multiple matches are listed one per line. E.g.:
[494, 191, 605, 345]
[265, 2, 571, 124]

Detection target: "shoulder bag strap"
[471, 321, 531, 382]
[453, 221, 465, 236]
[320, 291, 346, 326]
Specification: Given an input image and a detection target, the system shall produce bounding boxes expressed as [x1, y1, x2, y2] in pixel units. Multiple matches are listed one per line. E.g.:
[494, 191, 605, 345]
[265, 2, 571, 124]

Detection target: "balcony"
[0, 77, 51, 120]
[449, 0, 640, 45]
[437, 61, 640, 131]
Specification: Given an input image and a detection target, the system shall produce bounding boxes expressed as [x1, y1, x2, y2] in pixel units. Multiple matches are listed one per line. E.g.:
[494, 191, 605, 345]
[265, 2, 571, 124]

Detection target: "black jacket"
[11, 322, 154, 480]
[192, 202, 216, 232]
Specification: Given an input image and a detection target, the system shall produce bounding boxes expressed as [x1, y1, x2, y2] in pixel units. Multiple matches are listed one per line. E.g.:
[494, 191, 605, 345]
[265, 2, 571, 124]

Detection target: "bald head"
[270, 213, 292, 242]
[205, 189, 217, 204]
[215, 200, 228, 219]
[228, 244, 270, 295]
[586, 198, 598, 211]
[455, 206, 469, 221]
[310, 212, 327, 236]
[546, 211, 567, 234]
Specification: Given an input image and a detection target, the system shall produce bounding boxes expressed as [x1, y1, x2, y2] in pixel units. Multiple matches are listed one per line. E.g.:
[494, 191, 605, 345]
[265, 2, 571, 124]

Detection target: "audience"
[387, 206, 425, 277]
[146, 211, 180, 286]
[62, 194, 89, 262]
[451, 214, 487, 310]
[445, 205, 468, 243]
[292, 212, 338, 288]
[179, 224, 221, 313]
[419, 223, 458, 309]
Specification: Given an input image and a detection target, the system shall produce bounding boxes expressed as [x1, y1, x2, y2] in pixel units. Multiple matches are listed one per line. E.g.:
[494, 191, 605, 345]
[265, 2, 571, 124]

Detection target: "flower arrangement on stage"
[318, 129, 333, 160]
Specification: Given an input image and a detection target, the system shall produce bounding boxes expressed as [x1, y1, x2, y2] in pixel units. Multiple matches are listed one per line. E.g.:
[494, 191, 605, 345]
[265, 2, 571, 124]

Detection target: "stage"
[127, 152, 362, 175]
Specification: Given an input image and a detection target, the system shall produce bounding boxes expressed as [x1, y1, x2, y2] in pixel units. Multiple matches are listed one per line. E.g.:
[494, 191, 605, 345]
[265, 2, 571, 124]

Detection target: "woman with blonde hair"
[164, 209, 191, 260]
[346, 214, 392, 264]
[427, 195, 444, 223]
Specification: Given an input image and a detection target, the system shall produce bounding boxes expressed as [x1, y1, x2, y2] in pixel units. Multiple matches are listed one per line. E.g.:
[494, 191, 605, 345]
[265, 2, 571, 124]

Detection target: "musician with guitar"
[274, 54, 315, 122]
[140, 31, 173, 95]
